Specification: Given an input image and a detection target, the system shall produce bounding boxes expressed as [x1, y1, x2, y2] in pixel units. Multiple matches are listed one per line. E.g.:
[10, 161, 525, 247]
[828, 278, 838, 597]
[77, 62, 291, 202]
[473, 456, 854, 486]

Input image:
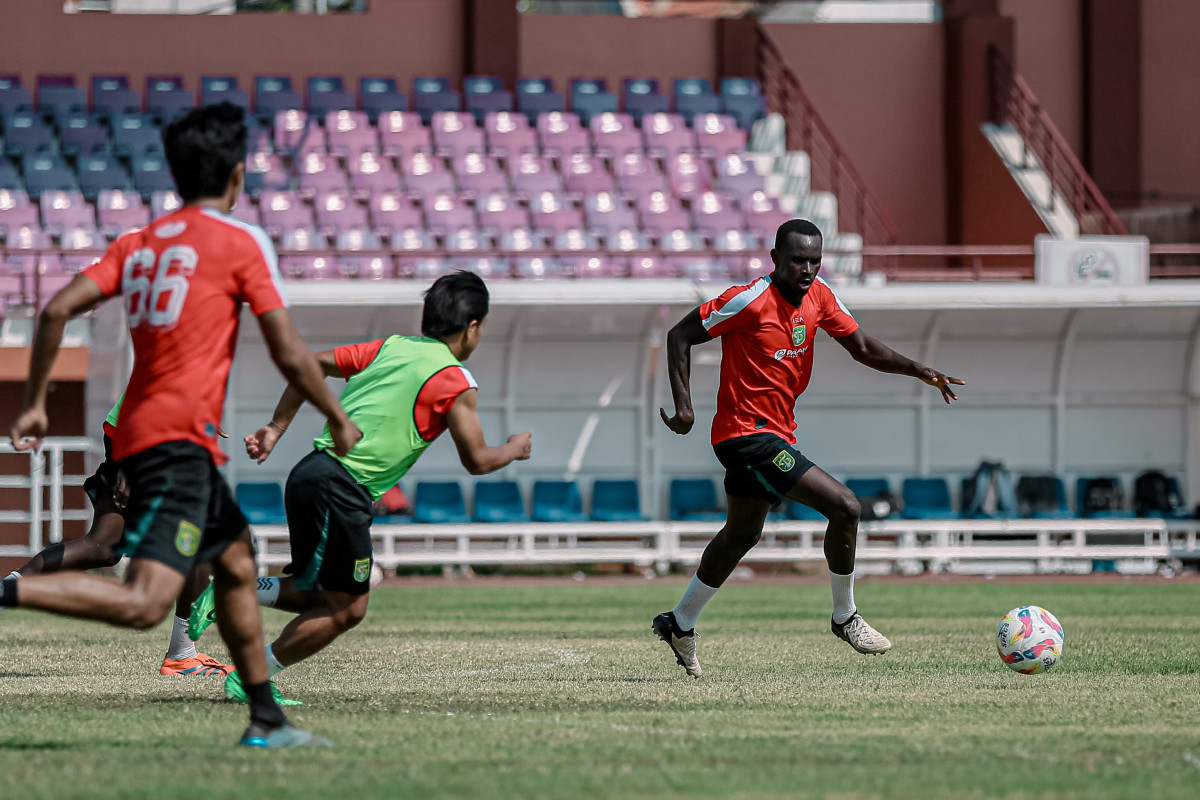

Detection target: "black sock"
[0, 578, 17, 608]
[244, 680, 288, 729]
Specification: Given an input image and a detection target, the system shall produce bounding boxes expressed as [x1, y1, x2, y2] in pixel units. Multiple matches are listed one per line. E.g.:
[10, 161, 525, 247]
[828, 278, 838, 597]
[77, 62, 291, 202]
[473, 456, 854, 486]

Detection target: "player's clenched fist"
[508, 432, 533, 461]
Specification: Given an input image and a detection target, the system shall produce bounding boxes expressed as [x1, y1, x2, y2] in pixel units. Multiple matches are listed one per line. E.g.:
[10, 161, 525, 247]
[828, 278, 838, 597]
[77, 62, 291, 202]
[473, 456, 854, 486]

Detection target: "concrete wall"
[1141, 0, 1200, 204]
[1001, 0, 1083, 154]
[761, 23, 947, 245]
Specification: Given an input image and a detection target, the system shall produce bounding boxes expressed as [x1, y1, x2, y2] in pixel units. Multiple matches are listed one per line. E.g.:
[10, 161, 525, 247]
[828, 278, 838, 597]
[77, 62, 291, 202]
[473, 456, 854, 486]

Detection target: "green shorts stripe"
[296, 509, 331, 592]
[115, 494, 164, 559]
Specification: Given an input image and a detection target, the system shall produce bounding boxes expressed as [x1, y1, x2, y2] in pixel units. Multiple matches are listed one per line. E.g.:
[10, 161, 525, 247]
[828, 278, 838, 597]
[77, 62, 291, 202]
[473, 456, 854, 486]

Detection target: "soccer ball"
[996, 605, 1064, 674]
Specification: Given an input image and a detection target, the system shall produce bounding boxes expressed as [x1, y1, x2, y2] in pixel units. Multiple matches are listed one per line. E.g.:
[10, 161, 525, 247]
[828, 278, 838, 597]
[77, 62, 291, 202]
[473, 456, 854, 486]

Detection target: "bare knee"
[212, 537, 258, 587]
[721, 524, 762, 551]
[330, 597, 369, 634]
[826, 489, 861, 527]
[116, 590, 175, 630]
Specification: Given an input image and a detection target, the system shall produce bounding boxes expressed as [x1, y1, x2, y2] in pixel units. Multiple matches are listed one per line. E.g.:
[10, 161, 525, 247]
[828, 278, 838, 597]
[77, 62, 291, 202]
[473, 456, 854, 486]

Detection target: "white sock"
[6, 571, 20, 580]
[830, 569, 857, 624]
[672, 574, 719, 632]
[265, 643, 286, 677]
[166, 615, 197, 660]
[257, 577, 281, 607]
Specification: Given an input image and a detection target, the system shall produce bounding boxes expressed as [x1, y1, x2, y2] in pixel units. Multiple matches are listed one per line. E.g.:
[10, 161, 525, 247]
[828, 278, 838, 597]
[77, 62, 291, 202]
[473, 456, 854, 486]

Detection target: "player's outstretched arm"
[659, 308, 712, 435]
[244, 349, 343, 464]
[833, 329, 965, 404]
[256, 310, 361, 456]
[447, 389, 531, 475]
[11, 276, 107, 450]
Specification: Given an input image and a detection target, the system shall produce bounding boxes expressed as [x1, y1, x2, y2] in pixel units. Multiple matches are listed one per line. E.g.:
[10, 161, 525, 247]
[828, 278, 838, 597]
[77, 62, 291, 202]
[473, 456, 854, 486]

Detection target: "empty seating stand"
[236, 482, 288, 525]
[413, 481, 470, 523]
[472, 480, 529, 523]
[669, 478, 723, 521]
[531, 480, 587, 523]
[900, 477, 954, 519]
[591, 479, 644, 522]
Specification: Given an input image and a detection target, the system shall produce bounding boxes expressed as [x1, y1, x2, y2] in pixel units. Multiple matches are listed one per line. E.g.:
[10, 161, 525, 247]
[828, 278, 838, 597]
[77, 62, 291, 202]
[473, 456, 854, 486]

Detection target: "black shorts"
[713, 433, 815, 505]
[115, 441, 249, 574]
[283, 450, 374, 596]
[83, 434, 122, 516]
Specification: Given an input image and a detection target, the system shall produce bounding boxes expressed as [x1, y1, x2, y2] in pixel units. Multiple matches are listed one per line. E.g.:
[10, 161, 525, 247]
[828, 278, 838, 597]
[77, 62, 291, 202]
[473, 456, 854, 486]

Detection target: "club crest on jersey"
[772, 450, 796, 471]
[791, 323, 807, 347]
[353, 558, 372, 583]
[175, 521, 201, 557]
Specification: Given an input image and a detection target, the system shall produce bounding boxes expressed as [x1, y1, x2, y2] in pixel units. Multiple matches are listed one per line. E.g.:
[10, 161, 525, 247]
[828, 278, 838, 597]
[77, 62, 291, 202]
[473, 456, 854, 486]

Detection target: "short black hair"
[162, 102, 247, 202]
[774, 218, 823, 251]
[422, 271, 490, 339]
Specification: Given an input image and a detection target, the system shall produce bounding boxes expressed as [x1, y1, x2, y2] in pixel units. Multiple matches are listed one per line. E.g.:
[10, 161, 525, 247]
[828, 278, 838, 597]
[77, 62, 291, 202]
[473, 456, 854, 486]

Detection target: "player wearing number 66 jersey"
[4, 103, 361, 749]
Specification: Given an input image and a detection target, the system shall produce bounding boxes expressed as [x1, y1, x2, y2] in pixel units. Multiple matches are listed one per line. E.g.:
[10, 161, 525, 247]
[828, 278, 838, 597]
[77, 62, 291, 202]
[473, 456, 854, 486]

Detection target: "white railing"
[0, 437, 97, 557]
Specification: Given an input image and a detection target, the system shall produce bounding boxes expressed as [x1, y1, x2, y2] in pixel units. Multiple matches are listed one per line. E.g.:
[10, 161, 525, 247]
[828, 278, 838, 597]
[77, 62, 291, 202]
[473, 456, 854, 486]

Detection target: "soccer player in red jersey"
[3, 104, 361, 747]
[653, 219, 964, 677]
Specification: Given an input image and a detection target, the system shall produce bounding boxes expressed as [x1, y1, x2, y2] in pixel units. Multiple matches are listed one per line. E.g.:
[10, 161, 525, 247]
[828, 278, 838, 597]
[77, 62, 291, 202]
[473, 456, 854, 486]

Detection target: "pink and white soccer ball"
[996, 605, 1064, 674]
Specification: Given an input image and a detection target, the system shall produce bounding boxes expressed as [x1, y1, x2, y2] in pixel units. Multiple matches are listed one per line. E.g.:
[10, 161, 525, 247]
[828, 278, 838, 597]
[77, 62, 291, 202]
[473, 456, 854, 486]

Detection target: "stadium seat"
[643, 113, 696, 158]
[111, 113, 162, 159]
[379, 111, 431, 157]
[786, 500, 825, 521]
[696, 114, 748, 159]
[589, 112, 641, 158]
[517, 77, 565, 122]
[59, 112, 108, 158]
[146, 75, 194, 123]
[669, 478, 723, 521]
[484, 111, 537, 158]
[479, 193, 531, 235]
[370, 191, 423, 235]
[464, 76, 513, 123]
[200, 76, 250, 111]
[1076, 476, 1131, 518]
[413, 481, 470, 524]
[236, 482, 287, 525]
[1015, 475, 1071, 519]
[673, 78, 721, 123]
[326, 110, 378, 158]
[41, 190, 96, 235]
[412, 76, 460, 123]
[622, 78, 669, 124]
[719, 77, 768, 131]
[359, 77, 407, 121]
[531, 480, 587, 523]
[254, 75, 303, 120]
[77, 154, 128, 200]
[509, 153, 563, 197]
[0, 76, 33, 121]
[132, 153, 176, 198]
[23, 154, 75, 199]
[900, 477, 954, 519]
[430, 111, 484, 157]
[91, 75, 140, 121]
[570, 78, 617, 125]
[0, 189, 37, 235]
[537, 111, 588, 158]
[472, 480, 528, 523]
[244, 152, 289, 196]
[3, 111, 55, 158]
[307, 76, 355, 117]
[591, 479, 643, 522]
[37, 78, 87, 125]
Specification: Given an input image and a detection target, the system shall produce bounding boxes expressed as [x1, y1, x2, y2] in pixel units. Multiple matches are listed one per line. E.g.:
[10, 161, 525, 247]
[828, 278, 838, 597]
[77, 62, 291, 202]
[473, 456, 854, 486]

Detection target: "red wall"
[1141, 0, 1200, 204]
[762, 23, 947, 245]
[0, 1, 464, 98]
[1001, 0, 1083, 154]
[519, 14, 718, 98]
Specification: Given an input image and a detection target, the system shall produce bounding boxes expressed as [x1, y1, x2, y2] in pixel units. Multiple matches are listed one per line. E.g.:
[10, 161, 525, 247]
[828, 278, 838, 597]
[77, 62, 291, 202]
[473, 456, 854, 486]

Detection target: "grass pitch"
[2, 578, 1200, 799]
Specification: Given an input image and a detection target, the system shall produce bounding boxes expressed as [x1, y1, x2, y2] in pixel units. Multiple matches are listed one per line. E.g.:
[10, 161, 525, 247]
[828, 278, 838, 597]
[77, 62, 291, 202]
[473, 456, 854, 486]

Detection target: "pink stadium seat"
[666, 152, 713, 198]
[229, 196, 261, 227]
[399, 257, 452, 281]
[602, 227, 652, 254]
[588, 113, 641, 158]
[60, 227, 105, 251]
[455, 153, 508, 197]
[508, 153, 562, 197]
[675, 256, 726, 282]
[96, 189, 143, 210]
[628, 254, 675, 279]
[279, 255, 324, 280]
[451, 257, 510, 281]
[97, 204, 150, 236]
[659, 228, 706, 254]
[512, 256, 569, 281]
[642, 113, 696, 158]
[637, 191, 689, 235]
[430, 111, 485, 157]
[150, 190, 182, 218]
[314, 190, 368, 235]
[724, 254, 772, 282]
[498, 228, 547, 253]
[573, 256, 626, 279]
[0, 274, 27, 306]
[613, 151, 666, 196]
[712, 229, 760, 254]
[715, 153, 766, 200]
[379, 111, 432, 157]
[422, 193, 476, 235]
[296, 153, 347, 199]
[40, 191, 96, 236]
[259, 191, 315, 238]
[553, 227, 600, 254]
[325, 110, 378, 158]
[538, 112, 589, 158]
[390, 227, 436, 252]
[274, 110, 327, 156]
[279, 228, 329, 252]
[477, 192, 530, 235]
[484, 112, 537, 158]
[563, 153, 613, 195]
[445, 227, 490, 254]
[339, 255, 391, 280]
[0, 198, 39, 235]
[245, 152, 289, 195]
[335, 229, 383, 252]
[35, 271, 74, 307]
[349, 152, 401, 199]
[743, 191, 791, 239]
[369, 191, 423, 236]
[401, 152, 456, 197]
[584, 192, 638, 237]
[694, 114, 747, 158]
[530, 192, 583, 235]
[691, 191, 745, 235]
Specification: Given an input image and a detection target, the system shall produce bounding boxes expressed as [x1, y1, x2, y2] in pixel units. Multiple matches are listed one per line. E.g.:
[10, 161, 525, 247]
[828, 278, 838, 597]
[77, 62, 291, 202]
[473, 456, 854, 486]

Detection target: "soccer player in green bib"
[210, 272, 532, 703]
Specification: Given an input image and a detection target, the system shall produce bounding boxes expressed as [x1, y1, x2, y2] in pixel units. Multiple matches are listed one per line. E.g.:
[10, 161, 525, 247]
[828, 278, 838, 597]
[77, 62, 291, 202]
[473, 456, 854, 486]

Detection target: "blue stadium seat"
[669, 478, 723, 521]
[307, 76, 355, 117]
[359, 77, 407, 121]
[531, 480, 587, 523]
[845, 477, 891, 499]
[59, 112, 108, 158]
[22, 154, 75, 199]
[3, 111, 55, 158]
[0, 76, 33, 122]
[254, 75, 303, 120]
[570, 78, 617, 125]
[900, 477, 954, 519]
[622, 78, 669, 124]
[413, 481, 470, 524]
[673, 78, 721, 123]
[517, 78, 565, 122]
[146, 76, 195, 125]
[132, 153, 176, 198]
[464, 76, 513, 123]
[236, 482, 287, 525]
[787, 500, 824, 521]
[720, 77, 767, 131]
[1076, 476, 1131, 518]
[112, 113, 162, 159]
[472, 480, 529, 523]
[412, 76, 460, 123]
[592, 479, 644, 522]
[91, 75, 141, 121]
[38, 81, 87, 125]
[201, 76, 250, 111]
[77, 154, 128, 200]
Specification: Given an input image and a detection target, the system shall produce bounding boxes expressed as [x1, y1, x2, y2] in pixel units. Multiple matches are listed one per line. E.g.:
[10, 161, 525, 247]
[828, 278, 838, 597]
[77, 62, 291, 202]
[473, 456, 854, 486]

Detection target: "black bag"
[1133, 470, 1179, 517]
[1016, 476, 1060, 516]
[1081, 478, 1122, 516]
[859, 491, 897, 521]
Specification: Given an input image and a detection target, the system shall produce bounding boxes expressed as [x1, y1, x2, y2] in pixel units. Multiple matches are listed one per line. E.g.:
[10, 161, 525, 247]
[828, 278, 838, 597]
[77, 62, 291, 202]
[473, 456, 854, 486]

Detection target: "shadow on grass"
[0, 740, 76, 751]
[146, 696, 228, 706]
[0, 672, 44, 678]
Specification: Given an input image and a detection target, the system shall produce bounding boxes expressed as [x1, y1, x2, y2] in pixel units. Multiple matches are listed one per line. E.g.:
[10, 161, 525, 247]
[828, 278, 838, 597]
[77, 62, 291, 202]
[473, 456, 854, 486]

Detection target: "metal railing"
[987, 46, 1126, 237]
[0, 438, 96, 557]
[759, 28, 901, 257]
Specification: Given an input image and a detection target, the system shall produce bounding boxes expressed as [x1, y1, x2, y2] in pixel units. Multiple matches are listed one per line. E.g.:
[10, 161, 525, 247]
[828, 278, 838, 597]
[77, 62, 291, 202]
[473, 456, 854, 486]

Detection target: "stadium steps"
[982, 122, 1079, 239]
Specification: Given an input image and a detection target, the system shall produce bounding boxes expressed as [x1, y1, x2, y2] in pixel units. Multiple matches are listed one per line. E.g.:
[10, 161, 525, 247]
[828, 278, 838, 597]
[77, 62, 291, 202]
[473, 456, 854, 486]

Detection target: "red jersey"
[698, 275, 858, 445]
[82, 206, 288, 464]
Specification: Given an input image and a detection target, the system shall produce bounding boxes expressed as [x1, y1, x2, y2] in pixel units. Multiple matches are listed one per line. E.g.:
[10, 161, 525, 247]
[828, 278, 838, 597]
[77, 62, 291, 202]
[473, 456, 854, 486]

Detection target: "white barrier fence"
[2, 440, 1198, 575]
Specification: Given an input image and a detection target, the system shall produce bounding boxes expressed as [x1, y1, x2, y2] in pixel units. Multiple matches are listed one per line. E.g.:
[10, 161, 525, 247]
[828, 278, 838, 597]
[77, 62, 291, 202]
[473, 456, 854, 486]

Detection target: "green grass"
[3, 580, 1200, 799]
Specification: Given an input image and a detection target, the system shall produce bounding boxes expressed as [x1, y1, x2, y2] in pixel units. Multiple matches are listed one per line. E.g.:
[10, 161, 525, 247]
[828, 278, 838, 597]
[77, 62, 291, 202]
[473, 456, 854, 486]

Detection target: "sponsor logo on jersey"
[155, 221, 187, 238]
[773, 346, 809, 361]
[773, 450, 796, 471]
[353, 557, 372, 583]
[791, 323, 807, 347]
[175, 520, 201, 556]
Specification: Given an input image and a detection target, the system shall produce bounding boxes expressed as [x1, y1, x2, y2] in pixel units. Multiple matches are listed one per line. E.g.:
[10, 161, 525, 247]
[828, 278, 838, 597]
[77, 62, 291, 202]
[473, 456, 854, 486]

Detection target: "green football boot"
[224, 670, 303, 707]
[187, 581, 217, 642]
